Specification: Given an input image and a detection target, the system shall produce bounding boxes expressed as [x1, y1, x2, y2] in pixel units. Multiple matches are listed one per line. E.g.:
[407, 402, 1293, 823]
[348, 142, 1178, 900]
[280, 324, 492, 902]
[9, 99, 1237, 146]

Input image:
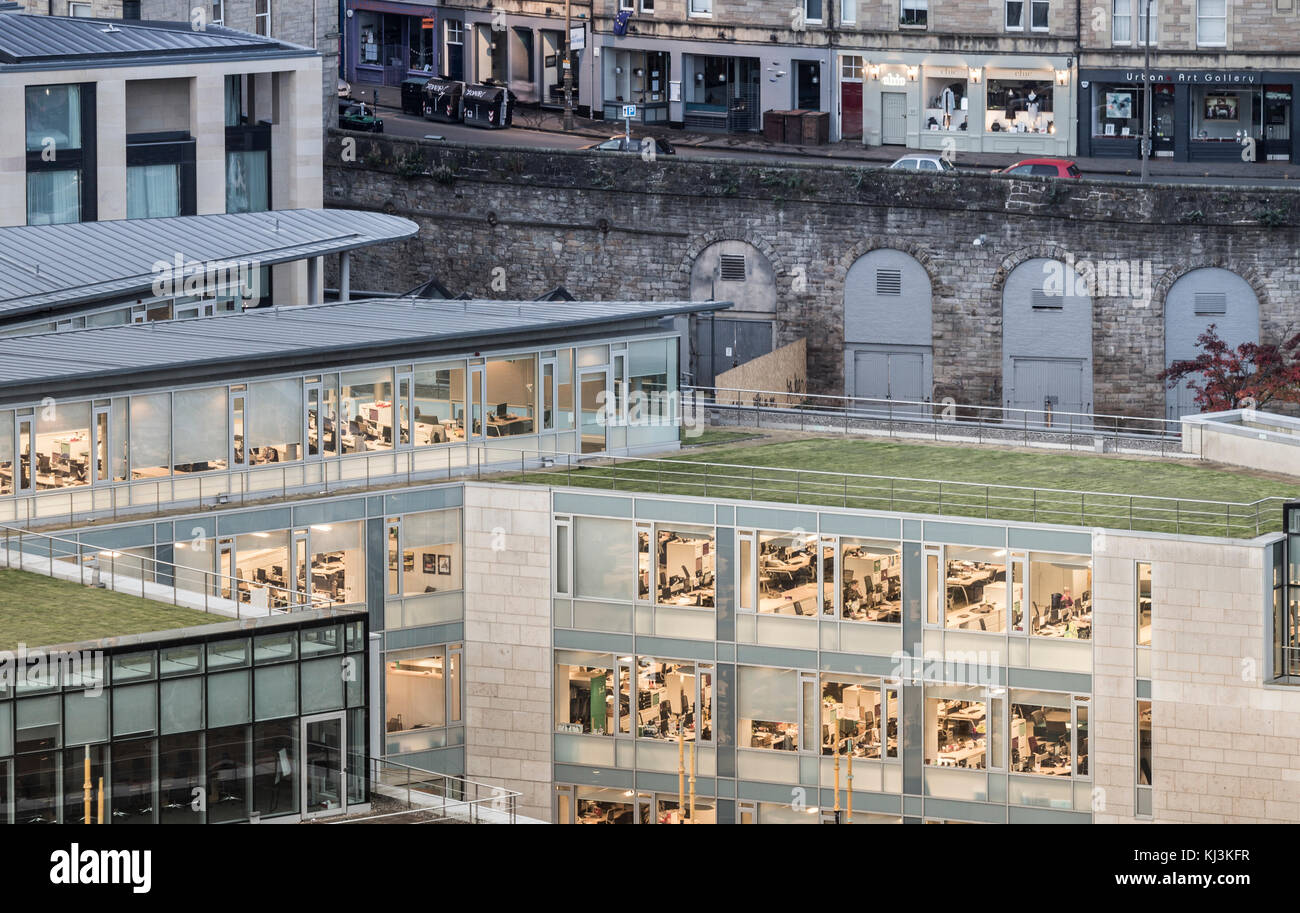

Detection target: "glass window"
[307, 521, 365, 606]
[841, 539, 901, 622]
[207, 638, 249, 670]
[385, 646, 447, 734]
[1196, 0, 1225, 44]
[1139, 0, 1157, 43]
[628, 338, 674, 426]
[1005, 0, 1024, 27]
[1010, 690, 1072, 775]
[111, 738, 156, 823]
[1029, 553, 1092, 638]
[575, 786, 633, 823]
[254, 663, 298, 720]
[126, 163, 181, 219]
[805, 0, 823, 21]
[689, 0, 710, 12]
[738, 665, 799, 750]
[14, 750, 58, 823]
[484, 355, 537, 438]
[129, 393, 171, 479]
[63, 743, 106, 824]
[173, 386, 228, 473]
[233, 531, 291, 610]
[207, 670, 251, 728]
[755, 530, 818, 616]
[300, 658, 344, 713]
[822, 675, 882, 758]
[159, 732, 204, 823]
[1137, 561, 1152, 646]
[842, 0, 856, 23]
[341, 368, 395, 452]
[64, 690, 109, 745]
[901, 0, 927, 26]
[252, 719, 297, 818]
[554, 652, 614, 735]
[985, 80, 1053, 134]
[413, 361, 466, 444]
[1112, 0, 1131, 42]
[1091, 83, 1142, 139]
[226, 149, 269, 213]
[224, 74, 241, 126]
[26, 170, 81, 225]
[1031, 0, 1049, 28]
[656, 525, 715, 607]
[159, 677, 203, 734]
[254, 0, 271, 36]
[248, 378, 302, 465]
[944, 547, 1007, 632]
[112, 650, 156, 682]
[26, 85, 82, 152]
[395, 509, 462, 596]
[112, 683, 157, 738]
[1137, 699, 1152, 785]
[925, 685, 985, 769]
[574, 516, 636, 602]
[0, 409, 12, 496]
[206, 724, 251, 823]
[33, 400, 90, 490]
[634, 658, 711, 741]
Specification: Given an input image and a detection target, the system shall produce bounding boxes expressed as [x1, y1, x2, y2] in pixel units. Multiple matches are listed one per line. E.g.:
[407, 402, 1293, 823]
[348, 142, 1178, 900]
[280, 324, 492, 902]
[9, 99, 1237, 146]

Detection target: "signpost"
[622, 104, 636, 146]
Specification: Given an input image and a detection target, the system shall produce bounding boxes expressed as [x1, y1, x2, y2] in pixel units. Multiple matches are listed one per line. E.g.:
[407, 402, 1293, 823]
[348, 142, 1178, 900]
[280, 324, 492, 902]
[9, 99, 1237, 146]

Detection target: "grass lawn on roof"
[0, 569, 223, 651]
[516, 437, 1300, 537]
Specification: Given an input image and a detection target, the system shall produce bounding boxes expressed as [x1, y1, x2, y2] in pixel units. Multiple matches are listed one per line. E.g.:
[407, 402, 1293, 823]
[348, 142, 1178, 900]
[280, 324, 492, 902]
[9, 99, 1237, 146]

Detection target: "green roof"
[0, 569, 223, 651]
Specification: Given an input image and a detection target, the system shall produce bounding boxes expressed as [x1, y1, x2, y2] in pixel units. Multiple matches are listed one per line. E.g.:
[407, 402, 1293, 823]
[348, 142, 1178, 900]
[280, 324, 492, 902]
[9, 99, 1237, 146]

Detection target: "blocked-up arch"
[1163, 267, 1260, 419]
[842, 248, 934, 403]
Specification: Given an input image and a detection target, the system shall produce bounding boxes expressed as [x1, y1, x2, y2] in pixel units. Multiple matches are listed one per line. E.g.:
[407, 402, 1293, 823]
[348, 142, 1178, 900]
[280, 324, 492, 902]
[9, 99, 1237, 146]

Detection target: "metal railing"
[685, 385, 1185, 456]
[334, 758, 520, 824]
[0, 523, 320, 620]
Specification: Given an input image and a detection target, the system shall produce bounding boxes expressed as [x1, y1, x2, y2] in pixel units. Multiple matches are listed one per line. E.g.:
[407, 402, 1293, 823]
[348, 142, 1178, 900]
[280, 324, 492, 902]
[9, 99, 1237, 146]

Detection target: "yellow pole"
[689, 740, 696, 824]
[847, 742, 854, 824]
[83, 746, 91, 825]
[677, 729, 685, 823]
[96, 776, 104, 824]
[833, 742, 841, 822]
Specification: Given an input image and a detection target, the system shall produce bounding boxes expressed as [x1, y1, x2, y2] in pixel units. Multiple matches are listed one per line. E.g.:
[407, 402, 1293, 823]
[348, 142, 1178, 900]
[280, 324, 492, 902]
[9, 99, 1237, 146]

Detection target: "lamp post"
[1139, 0, 1153, 182]
[563, 0, 576, 131]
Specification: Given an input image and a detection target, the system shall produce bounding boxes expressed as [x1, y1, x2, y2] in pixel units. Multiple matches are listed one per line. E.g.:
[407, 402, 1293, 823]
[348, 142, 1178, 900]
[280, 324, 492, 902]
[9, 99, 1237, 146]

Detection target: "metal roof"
[0, 14, 312, 66]
[0, 298, 731, 397]
[0, 209, 420, 321]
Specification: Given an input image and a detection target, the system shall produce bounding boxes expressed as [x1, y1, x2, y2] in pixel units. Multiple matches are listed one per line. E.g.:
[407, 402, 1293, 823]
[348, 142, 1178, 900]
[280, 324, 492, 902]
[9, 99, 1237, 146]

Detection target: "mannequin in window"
[941, 86, 956, 129]
[1027, 90, 1040, 129]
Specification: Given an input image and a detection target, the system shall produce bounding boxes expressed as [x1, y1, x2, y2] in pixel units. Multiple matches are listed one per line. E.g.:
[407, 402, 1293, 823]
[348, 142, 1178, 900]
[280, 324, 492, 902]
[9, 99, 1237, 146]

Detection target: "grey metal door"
[696, 317, 773, 388]
[853, 350, 890, 400]
[882, 92, 907, 145]
[1010, 357, 1086, 421]
[1167, 379, 1200, 420]
[853, 350, 924, 402]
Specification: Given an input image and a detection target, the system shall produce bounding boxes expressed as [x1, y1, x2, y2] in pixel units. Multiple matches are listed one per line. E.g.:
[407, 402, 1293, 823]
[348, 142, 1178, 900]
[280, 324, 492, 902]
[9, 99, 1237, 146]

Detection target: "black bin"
[462, 84, 514, 129]
[423, 77, 464, 123]
[400, 76, 431, 115]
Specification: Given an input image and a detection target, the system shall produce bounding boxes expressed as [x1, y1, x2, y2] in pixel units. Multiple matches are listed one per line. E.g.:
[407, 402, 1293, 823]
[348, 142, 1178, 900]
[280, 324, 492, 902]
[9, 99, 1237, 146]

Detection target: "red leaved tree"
[1159, 324, 1300, 412]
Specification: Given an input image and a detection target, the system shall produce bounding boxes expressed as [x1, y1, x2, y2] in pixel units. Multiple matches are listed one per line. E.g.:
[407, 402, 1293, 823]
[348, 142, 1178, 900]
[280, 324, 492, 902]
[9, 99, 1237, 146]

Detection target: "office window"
[25, 84, 87, 225]
[340, 368, 395, 452]
[111, 738, 157, 823]
[628, 338, 673, 424]
[392, 509, 462, 597]
[385, 646, 448, 735]
[555, 652, 614, 735]
[822, 675, 883, 757]
[944, 547, 1007, 632]
[1112, 0, 1131, 42]
[234, 531, 290, 611]
[126, 164, 181, 219]
[1005, 0, 1024, 28]
[250, 720, 296, 817]
[1137, 699, 1152, 784]
[1132, 563, 1154, 651]
[574, 516, 636, 601]
[255, 0, 271, 36]
[226, 149, 269, 213]
[1010, 690, 1073, 776]
[738, 665, 799, 750]
[1031, 0, 1049, 29]
[484, 355, 537, 438]
[656, 526, 715, 607]
[841, 539, 901, 623]
[634, 658, 712, 741]
[224, 75, 242, 127]
[1196, 0, 1226, 45]
[211, 0, 224, 25]
[755, 530, 819, 616]
[1028, 553, 1092, 638]
[412, 361, 466, 444]
[33, 400, 90, 491]
[206, 725, 251, 823]
[247, 378, 302, 465]
[925, 685, 985, 768]
[1139, 0, 1157, 44]
[805, 0, 823, 22]
[306, 521, 365, 606]
[575, 787, 633, 823]
[901, 0, 927, 26]
[0, 410, 12, 496]
[173, 387, 228, 474]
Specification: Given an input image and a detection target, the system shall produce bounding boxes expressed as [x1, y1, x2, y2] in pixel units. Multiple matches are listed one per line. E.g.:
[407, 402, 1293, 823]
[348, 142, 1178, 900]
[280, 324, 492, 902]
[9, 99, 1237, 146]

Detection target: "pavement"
[352, 85, 1300, 183]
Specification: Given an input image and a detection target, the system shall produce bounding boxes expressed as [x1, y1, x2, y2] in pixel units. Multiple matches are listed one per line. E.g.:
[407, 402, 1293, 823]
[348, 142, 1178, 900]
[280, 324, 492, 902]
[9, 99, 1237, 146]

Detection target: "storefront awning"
[347, 0, 435, 17]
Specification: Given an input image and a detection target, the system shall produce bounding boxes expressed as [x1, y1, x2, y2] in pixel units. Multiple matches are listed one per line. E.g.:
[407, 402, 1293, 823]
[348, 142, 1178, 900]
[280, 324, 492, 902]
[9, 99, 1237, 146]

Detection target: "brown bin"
[800, 110, 830, 145]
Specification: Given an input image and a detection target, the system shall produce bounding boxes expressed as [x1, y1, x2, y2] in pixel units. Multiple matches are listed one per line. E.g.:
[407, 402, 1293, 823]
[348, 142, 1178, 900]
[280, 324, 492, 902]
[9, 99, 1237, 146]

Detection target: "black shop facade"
[1077, 67, 1296, 162]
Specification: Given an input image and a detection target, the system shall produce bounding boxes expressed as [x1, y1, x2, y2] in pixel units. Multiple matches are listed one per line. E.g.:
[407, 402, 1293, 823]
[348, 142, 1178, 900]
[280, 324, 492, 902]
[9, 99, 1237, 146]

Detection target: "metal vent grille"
[1031, 288, 1064, 310]
[1193, 291, 1227, 315]
[718, 254, 747, 281]
[875, 268, 902, 295]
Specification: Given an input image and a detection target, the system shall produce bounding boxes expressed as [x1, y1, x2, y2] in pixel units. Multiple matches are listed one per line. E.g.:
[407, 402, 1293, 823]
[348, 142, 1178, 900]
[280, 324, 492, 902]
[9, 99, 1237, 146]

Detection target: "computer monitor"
[496, 402, 508, 418]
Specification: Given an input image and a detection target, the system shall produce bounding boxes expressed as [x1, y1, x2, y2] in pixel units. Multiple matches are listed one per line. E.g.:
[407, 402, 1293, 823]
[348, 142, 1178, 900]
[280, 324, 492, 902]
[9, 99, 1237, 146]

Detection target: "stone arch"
[841, 247, 935, 404]
[1001, 256, 1095, 417]
[834, 237, 947, 296]
[678, 229, 786, 281]
[685, 237, 781, 387]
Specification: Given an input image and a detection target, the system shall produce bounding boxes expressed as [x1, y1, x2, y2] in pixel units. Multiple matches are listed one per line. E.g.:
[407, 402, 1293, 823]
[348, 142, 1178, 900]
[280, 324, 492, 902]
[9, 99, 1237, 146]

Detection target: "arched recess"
[842, 248, 934, 405]
[1002, 258, 1094, 418]
[1163, 267, 1260, 419]
[688, 239, 777, 387]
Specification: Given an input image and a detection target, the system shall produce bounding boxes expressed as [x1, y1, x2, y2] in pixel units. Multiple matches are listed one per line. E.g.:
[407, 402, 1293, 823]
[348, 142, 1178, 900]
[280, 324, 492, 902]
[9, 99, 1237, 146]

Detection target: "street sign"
[570, 24, 585, 51]
[622, 104, 637, 119]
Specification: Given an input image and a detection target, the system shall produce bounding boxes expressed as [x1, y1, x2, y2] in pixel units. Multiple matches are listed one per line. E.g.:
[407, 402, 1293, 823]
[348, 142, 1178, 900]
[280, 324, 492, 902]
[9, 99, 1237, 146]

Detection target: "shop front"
[849, 53, 1073, 156]
[345, 0, 437, 90]
[1077, 68, 1297, 162]
[681, 54, 761, 133]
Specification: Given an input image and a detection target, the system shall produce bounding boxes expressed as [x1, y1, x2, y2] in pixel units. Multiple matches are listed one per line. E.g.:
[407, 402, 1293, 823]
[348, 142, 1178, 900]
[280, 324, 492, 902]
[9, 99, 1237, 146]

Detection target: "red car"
[997, 158, 1082, 178]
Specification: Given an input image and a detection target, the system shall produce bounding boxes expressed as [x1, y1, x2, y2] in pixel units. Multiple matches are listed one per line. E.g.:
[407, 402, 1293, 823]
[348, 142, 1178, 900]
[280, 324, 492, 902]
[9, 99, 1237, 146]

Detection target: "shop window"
[822, 675, 883, 757]
[901, 0, 927, 26]
[841, 539, 901, 623]
[656, 526, 715, 607]
[1137, 561, 1152, 647]
[943, 547, 1007, 632]
[1091, 83, 1142, 139]
[985, 80, 1053, 135]
[555, 652, 614, 735]
[738, 665, 799, 750]
[1196, 0, 1226, 45]
[410, 18, 434, 72]
[1191, 87, 1257, 144]
[923, 77, 967, 132]
[925, 685, 986, 768]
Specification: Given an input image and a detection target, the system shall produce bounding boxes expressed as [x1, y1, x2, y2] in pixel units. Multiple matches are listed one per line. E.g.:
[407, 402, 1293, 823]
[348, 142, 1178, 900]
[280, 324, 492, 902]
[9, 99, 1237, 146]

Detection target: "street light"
[1140, 0, 1153, 182]
[563, 0, 576, 131]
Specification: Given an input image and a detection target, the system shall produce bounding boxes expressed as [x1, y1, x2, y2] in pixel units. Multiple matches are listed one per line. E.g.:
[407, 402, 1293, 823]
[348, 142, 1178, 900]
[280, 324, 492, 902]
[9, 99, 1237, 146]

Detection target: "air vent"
[718, 254, 746, 281]
[875, 269, 902, 295]
[1031, 288, 1064, 310]
[1193, 291, 1227, 315]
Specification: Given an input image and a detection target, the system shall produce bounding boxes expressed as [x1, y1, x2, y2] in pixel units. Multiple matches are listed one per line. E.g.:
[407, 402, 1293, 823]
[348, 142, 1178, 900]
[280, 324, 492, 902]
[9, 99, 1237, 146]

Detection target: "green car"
[339, 101, 384, 133]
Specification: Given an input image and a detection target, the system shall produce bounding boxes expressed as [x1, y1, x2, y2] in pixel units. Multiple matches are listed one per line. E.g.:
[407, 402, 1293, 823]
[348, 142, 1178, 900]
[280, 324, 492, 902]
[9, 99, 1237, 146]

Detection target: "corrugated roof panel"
[0, 14, 307, 64]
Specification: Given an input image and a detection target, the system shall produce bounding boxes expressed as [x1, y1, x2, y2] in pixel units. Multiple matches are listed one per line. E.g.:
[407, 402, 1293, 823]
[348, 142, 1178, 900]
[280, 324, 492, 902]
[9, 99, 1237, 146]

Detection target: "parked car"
[339, 101, 383, 133]
[581, 136, 676, 156]
[338, 78, 352, 100]
[997, 158, 1081, 178]
[888, 154, 955, 172]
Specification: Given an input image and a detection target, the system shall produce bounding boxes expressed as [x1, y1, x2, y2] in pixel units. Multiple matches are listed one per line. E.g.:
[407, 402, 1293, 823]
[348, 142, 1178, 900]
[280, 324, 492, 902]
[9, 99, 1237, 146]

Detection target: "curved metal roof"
[0, 209, 420, 321]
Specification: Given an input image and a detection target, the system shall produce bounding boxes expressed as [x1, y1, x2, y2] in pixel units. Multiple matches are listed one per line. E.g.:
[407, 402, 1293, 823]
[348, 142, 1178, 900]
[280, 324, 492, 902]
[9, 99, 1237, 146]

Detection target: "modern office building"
[0, 8, 322, 227]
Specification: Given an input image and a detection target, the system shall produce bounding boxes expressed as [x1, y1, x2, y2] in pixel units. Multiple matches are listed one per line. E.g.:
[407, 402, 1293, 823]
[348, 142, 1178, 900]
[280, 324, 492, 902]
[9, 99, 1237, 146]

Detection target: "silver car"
[888, 154, 956, 172]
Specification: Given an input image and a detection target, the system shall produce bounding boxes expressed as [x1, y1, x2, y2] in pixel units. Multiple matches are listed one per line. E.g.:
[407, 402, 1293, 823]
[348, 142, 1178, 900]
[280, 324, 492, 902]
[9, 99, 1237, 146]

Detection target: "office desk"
[758, 582, 819, 616]
[486, 414, 533, 437]
[948, 604, 1004, 631]
[761, 555, 812, 583]
[947, 706, 986, 724]
[936, 743, 985, 766]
